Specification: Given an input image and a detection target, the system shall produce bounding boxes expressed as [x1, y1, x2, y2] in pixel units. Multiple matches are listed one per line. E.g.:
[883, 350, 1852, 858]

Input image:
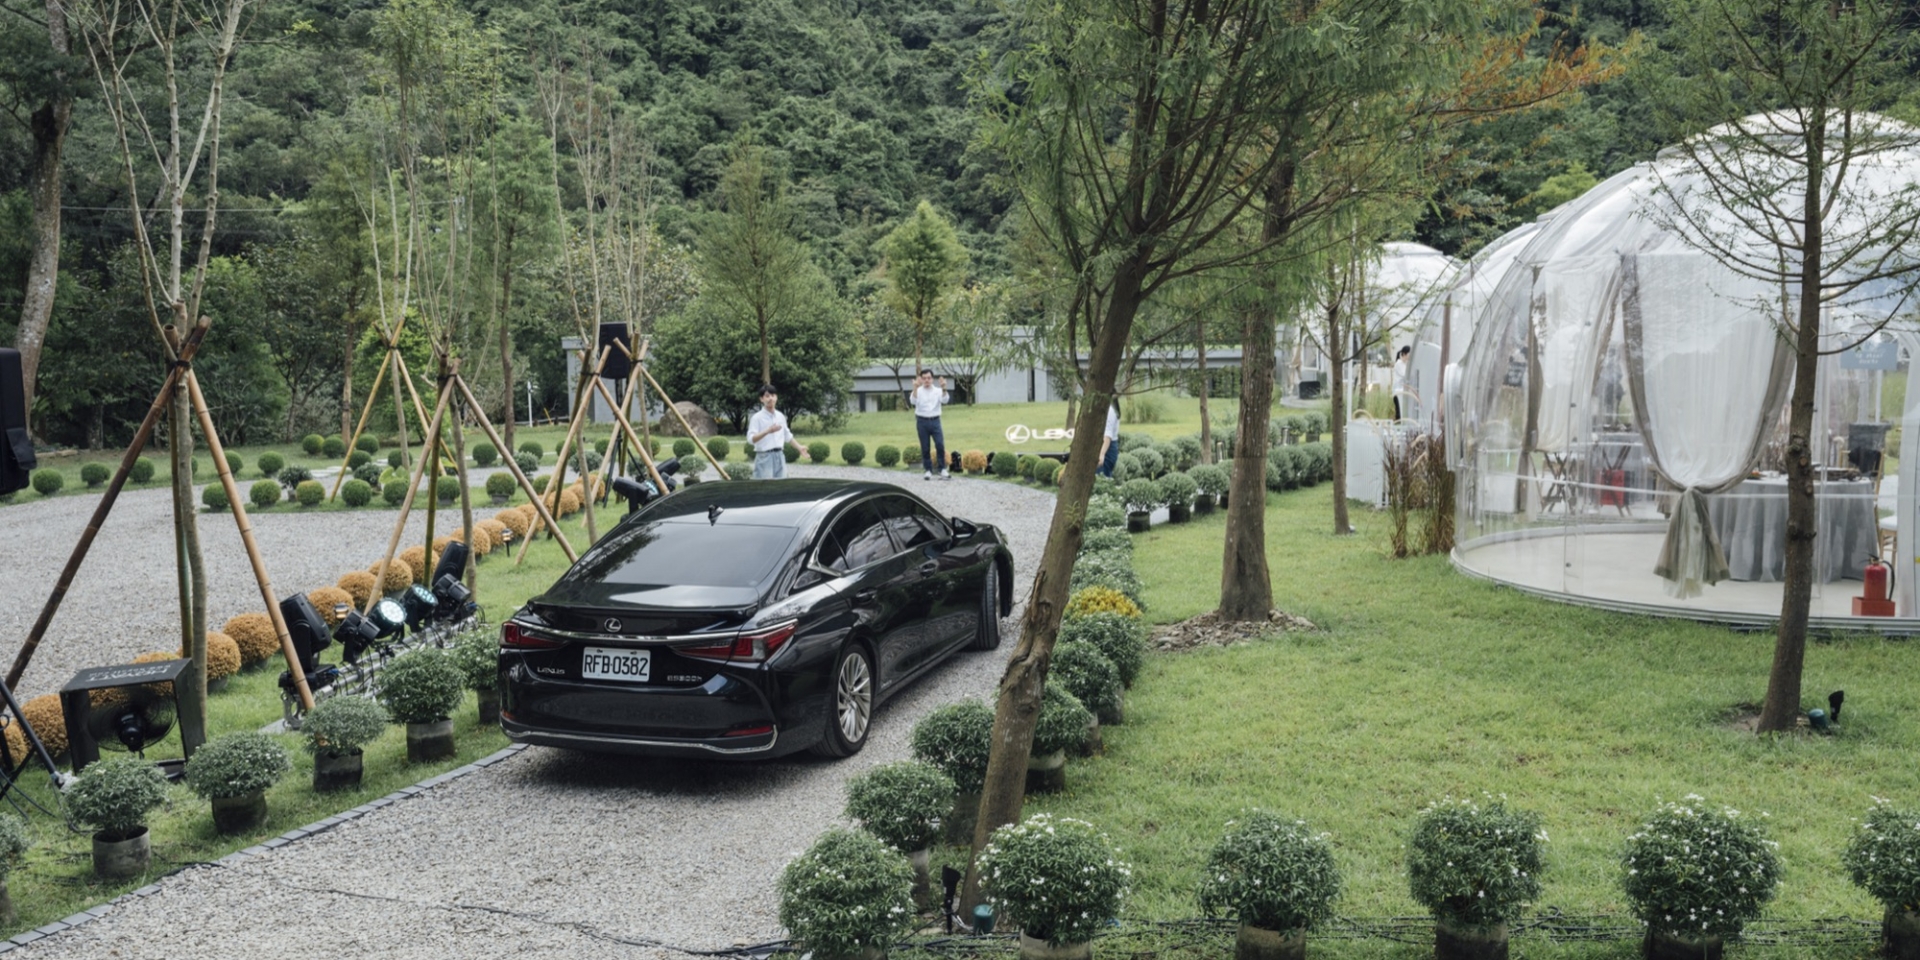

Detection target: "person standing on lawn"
[1097, 401, 1121, 477]
[748, 384, 793, 479]
[910, 368, 951, 480]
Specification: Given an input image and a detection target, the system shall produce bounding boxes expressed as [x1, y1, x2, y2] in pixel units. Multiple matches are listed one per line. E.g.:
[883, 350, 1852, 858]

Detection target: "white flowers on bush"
[777, 829, 915, 958]
[1406, 794, 1546, 929]
[1197, 810, 1341, 933]
[1845, 798, 1920, 911]
[844, 760, 955, 852]
[1621, 795, 1780, 937]
[978, 813, 1131, 946]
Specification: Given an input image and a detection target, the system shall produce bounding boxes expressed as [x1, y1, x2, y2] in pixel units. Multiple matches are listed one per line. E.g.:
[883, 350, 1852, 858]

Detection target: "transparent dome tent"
[1439, 112, 1920, 630]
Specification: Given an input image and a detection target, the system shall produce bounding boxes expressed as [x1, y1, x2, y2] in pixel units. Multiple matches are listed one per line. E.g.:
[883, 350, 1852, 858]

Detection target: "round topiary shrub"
[722, 462, 752, 481]
[355, 434, 379, 454]
[347, 450, 372, 470]
[513, 450, 538, 474]
[341, 478, 374, 507]
[257, 451, 285, 477]
[1065, 586, 1142, 621]
[1845, 799, 1920, 956]
[353, 463, 381, 488]
[840, 441, 866, 466]
[374, 558, 415, 593]
[435, 475, 461, 504]
[1198, 811, 1341, 938]
[1408, 795, 1546, 934]
[378, 648, 464, 725]
[672, 437, 697, 459]
[294, 479, 325, 507]
[485, 471, 516, 502]
[778, 829, 916, 960]
[336, 570, 377, 609]
[1120, 478, 1164, 515]
[783, 441, 801, 463]
[979, 813, 1131, 948]
[276, 465, 313, 494]
[874, 444, 900, 468]
[301, 434, 325, 456]
[961, 450, 988, 474]
[307, 586, 353, 626]
[222, 450, 243, 475]
[519, 441, 544, 460]
[910, 699, 994, 795]
[20, 695, 66, 757]
[1051, 641, 1124, 724]
[1017, 455, 1037, 479]
[1081, 527, 1133, 557]
[704, 436, 730, 462]
[387, 449, 405, 469]
[382, 479, 409, 507]
[447, 624, 499, 694]
[845, 759, 955, 853]
[1622, 796, 1778, 941]
[1035, 681, 1094, 758]
[990, 451, 1017, 478]
[204, 631, 242, 682]
[65, 755, 168, 840]
[472, 441, 497, 467]
[80, 463, 110, 488]
[1058, 612, 1148, 687]
[494, 508, 532, 541]
[322, 436, 347, 459]
[129, 457, 156, 484]
[807, 440, 830, 463]
[249, 479, 281, 509]
[30, 468, 63, 496]
[222, 612, 281, 667]
[558, 488, 583, 517]
[1190, 463, 1229, 499]
[183, 730, 290, 800]
[1034, 457, 1061, 485]
[303, 694, 388, 758]
[531, 474, 551, 494]
[1159, 471, 1199, 511]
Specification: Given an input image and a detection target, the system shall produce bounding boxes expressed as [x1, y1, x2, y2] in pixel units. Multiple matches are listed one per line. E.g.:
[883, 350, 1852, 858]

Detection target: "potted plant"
[1623, 796, 1779, 960]
[1051, 641, 1124, 732]
[1028, 682, 1094, 793]
[183, 730, 291, 834]
[1190, 464, 1228, 514]
[1119, 478, 1162, 534]
[378, 648, 466, 762]
[64, 755, 169, 878]
[0, 813, 28, 923]
[1158, 471, 1199, 523]
[844, 760, 955, 907]
[1407, 795, 1546, 960]
[777, 829, 915, 960]
[1303, 411, 1327, 443]
[1058, 613, 1148, 689]
[910, 700, 995, 844]
[1198, 811, 1341, 960]
[449, 625, 503, 724]
[303, 694, 389, 791]
[1846, 798, 1920, 960]
[979, 813, 1131, 960]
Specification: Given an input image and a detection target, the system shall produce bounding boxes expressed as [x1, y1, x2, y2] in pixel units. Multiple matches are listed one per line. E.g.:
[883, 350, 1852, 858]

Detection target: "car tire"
[969, 566, 1002, 651]
[812, 642, 874, 758]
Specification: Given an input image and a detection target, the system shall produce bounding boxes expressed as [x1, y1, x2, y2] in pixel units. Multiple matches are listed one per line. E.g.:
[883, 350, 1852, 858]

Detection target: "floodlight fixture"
[334, 611, 380, 664]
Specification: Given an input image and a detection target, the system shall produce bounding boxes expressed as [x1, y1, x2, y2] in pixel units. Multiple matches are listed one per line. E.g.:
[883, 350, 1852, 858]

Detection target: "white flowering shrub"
[1033, 682, 1094, 757]
[1621, 795, 1780, 937]
[1846, 799, 1920, 911]
[844, 760, 955, 852]
[1197, 811, 1341, 933]
[777, 829, 915, 957]
[1406, 794, 1546, 929]
[182, 731, 291, 799]
[909, 700, 994, 794]
[978, 813, 1131, 946]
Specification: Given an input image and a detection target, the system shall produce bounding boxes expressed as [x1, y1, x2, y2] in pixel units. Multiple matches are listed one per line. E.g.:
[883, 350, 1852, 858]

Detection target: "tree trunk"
[961, 266, 1147, 913]
[1757, 154, 1825, 734]
[449, 363, 477, 591]
[1327, 300, 1354, 535]
[759, 307, 771, 387]
[499, 264, 517, 456]
[170, 385, 207, 757]
[1220, 306, 1275, 619]
[341, 333, 355, 443]
[15, 0, 74, 430]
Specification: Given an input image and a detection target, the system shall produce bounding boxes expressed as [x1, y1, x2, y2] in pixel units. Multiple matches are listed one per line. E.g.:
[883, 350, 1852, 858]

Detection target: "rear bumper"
[501, 715, 780, 757]
[498, 660, 803, 758]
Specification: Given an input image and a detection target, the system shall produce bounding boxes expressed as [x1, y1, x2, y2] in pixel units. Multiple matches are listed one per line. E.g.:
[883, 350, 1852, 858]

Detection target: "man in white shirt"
[1391, 345, 1411, 420]
[1096, 401, 1121, 477]
[909, 368, 950, 480]
[748, 384, 793, 479]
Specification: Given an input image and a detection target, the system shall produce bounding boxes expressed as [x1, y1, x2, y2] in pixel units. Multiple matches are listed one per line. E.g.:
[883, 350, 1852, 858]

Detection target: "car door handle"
[918, 561, 938, 575]
[853, 590, 878, 604]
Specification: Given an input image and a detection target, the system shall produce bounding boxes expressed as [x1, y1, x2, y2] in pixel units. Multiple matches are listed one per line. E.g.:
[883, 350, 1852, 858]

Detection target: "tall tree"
[1658, 0, 1920, 733]
[963, 0, 1354, 911]
[699, 143, 810, 387]
[476, 117, 559, 454]
[2, 0, 76, 431]
[877, 199, 969, 374]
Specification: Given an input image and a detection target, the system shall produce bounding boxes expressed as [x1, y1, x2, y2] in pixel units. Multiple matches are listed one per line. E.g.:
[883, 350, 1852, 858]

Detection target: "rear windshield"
[566, 519, 799, 588]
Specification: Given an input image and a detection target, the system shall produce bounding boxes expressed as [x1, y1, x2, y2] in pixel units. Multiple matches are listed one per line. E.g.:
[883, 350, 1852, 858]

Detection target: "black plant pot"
[1126, 511, 1151, 534]
[1168, 502, 1192, 523]
[313, 749, 364, 792]
[210, 789, 268, 835]
[1193, 494, 1216, 515]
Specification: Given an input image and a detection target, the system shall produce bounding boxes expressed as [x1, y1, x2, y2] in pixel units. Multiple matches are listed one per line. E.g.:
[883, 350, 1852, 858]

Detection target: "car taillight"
[677, 621, 798, 663]
[501, 622, 566, 650]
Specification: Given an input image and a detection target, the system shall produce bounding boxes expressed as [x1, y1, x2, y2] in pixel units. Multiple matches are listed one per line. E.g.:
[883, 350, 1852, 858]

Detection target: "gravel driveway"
[8, 464, 1057, 958]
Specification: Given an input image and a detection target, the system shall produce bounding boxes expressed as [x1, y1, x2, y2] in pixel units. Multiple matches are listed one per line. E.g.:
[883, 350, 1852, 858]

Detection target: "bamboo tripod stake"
[514, 344, 613, 567]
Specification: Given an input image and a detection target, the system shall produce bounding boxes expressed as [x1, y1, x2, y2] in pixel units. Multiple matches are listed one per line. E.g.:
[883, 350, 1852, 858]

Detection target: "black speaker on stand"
[0, 348, 35, 496]
[597, 322, 632, 381]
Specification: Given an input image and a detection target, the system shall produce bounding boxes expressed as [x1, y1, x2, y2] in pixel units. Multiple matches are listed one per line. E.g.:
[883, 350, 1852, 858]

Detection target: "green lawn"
[1016, 486, 1914, 956]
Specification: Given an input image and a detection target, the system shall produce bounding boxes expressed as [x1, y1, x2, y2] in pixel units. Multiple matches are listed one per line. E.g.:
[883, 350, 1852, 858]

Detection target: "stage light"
[334, 611, 380, 664]
[280, 593, 333, 675]
[400, 585, 438, 630]
[432, 573, 476, 622]
[367, 597, 407, 638]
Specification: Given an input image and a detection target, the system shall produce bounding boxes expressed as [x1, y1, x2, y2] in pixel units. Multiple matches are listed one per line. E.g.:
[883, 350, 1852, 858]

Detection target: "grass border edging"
[0, 744, 529, 954]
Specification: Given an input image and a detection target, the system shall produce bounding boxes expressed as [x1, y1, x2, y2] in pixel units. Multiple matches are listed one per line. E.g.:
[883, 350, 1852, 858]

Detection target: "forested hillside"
[1, 0, 1660, 447]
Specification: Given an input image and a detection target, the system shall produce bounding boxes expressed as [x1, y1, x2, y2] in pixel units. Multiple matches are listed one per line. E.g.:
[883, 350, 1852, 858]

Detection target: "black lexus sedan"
[498, 478, 1014, 759]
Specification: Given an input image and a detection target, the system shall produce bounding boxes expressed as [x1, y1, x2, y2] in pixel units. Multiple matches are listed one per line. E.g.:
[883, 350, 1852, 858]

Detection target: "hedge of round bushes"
[874, 444, 900, 468]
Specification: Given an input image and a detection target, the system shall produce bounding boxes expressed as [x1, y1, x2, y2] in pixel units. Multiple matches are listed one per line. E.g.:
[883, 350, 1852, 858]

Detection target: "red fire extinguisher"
[1856, 553, 1896, 617]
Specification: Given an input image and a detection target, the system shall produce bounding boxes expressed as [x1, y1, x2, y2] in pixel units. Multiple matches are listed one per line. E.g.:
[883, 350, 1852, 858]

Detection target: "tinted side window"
[878, 496, 947, 550]
[817, 501, 895, 572]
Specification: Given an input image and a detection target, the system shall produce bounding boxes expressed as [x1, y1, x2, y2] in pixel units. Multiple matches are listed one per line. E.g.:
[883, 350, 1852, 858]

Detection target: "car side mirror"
[794, 566, 829, 591]
[951, 517, 978, 539]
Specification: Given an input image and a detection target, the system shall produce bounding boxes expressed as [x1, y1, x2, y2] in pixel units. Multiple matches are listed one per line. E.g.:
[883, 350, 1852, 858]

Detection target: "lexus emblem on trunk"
[604, 618, 623, 633]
